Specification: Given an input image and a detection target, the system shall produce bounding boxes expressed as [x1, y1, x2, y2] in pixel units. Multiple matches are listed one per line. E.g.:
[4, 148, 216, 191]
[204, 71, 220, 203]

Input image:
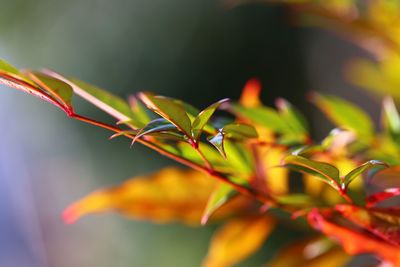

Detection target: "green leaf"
[284, 155, 340, 190]
[132, 118, 179, 145]
[222, 123, 258, 139]
[230, 104, 290, 133]
[138, 92, 193, 141]
[27, 71, 74, 112]
[208, 132, 226, 159]
[276, 98, 309, 134]
[0, 59, 20, 75]
[344, 160, 389, 188]
[275, 194, 314, 207]
[382, 97, 400, 145]
[201, 184, 237, 225]
[311, 93, 374, 140]
[192, 98, 229, 141]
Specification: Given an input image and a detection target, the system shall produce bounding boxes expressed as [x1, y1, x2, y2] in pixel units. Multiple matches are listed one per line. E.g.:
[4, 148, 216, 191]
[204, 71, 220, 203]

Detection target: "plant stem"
[71, 113, 276, 206]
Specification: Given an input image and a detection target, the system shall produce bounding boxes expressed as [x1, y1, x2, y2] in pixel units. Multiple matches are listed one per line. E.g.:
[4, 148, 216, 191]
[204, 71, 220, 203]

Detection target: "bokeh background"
[0, 0, 379, 266]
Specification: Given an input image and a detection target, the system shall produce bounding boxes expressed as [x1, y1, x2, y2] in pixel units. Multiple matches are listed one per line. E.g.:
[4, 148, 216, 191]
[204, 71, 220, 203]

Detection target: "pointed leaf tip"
[240, 78, 262, 107]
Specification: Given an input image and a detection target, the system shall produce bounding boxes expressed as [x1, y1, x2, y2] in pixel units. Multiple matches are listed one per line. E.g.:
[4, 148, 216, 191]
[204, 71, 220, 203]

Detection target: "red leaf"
[366, 188, 400, 208]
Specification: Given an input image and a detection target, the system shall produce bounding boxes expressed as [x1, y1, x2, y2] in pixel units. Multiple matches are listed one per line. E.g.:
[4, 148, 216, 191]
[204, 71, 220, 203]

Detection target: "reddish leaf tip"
[62, 206, 80, 225]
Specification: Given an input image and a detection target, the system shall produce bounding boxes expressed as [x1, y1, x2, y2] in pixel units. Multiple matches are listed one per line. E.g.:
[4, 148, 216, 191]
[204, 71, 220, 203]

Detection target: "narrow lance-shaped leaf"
[208, 131, 226, 159]
[192, 98, 229, 141]
[239, 78, 262, 108]
[284, 155, 341, 190]
[131, 118, 179, 145]
[201, 183, 238, 225]
[0, 60, 68, 113]
[202, 216, 275, 267]
[26, 71, 74, 115]
[43, 70, 144, 127]
[138, 92, 193, 142]
[310, 92, 374, 140]
[344, 160, 389, 189]
[382, 97, 400, 144]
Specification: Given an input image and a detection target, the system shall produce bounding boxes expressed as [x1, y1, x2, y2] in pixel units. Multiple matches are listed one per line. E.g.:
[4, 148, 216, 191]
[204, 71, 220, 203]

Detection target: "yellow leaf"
[202, 216, 275, 267]
[267, 239, 350, 267]
[63, 167, 249, 225]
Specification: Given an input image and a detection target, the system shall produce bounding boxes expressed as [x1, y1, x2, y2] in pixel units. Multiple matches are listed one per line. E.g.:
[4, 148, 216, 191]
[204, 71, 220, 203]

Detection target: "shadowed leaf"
[132, 118, 178, 145]
[202, 216, 275, 267]
[366, 188, 400, 208]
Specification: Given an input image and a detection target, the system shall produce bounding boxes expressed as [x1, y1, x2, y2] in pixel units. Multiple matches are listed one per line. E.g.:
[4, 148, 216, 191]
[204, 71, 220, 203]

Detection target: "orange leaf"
[308, 209, 400, 265]
[239, 78, 262, 108]
[268, 239, 350, 267]
[63, 167, 249, 225]
[202, 216, 275, 267]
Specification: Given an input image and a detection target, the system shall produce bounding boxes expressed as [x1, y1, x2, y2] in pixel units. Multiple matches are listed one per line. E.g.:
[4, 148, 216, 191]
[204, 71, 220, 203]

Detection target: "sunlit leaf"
[63, 168, 245, 225]
[44, 70, 144, 127]
[284, 155, 341, 190]
[202, 216, 275, 267]
[138, 92, 193, 141]
[321, 128, 356, 154]
[201, 183, 238, 225]
[192, 98, 229, 141]
[268, 238, 349, 267]
[26, 71, 74, 114]
[308, 209, 400, 265]
[239, 78, 262, 108]
[382, 97, 400, 144]
[208, 132, 226, 159]
[275, 194, 315, 207]
[311, 92, 374, 140]
[344, 160, 388, 189]
[0, 59, 20, 75]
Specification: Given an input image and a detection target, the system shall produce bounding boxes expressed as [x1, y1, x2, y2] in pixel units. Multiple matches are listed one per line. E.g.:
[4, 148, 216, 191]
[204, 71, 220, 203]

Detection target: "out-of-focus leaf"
[0, 59, 20, 75]
[336, 204, 400, 246]
[201, 183, 238, 225]
[267, 239, 349, 267]
[284, 155, 341, 190]
[192, 98, 229, 141]
[344, 160, 388, 189]
[308, 209, 400, 265]
[382, 97, 400, 144]
[366, 187, 400, 208]
[138, 92, 193, 140]
[321, 128, 356, 154]
[311, 92, 374, 140]
[63, 168, 245, 225]
[128, 95, 151, 125]
[230, 104, 290, 133]
[239, 78, 262, 108]
[223, 123, 258, 140]
[132, 118, 178, 145]
[202, 216, 275, 267]
[27, 71, 74, 114]
[275, 194, 315, 207]
[276, 98, 309, 135]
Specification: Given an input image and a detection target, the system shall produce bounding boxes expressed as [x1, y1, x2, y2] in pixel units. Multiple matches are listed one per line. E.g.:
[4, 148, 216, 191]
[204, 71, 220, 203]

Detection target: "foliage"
[2, 1, 400, 266]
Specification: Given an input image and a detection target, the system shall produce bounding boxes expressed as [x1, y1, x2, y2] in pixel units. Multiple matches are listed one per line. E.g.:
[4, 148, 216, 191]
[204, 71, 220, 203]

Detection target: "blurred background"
[0, 0, 379, 266]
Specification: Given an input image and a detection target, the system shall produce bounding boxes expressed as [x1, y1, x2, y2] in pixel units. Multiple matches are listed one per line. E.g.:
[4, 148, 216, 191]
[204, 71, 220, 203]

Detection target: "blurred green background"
[0, 0, 379, 266]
